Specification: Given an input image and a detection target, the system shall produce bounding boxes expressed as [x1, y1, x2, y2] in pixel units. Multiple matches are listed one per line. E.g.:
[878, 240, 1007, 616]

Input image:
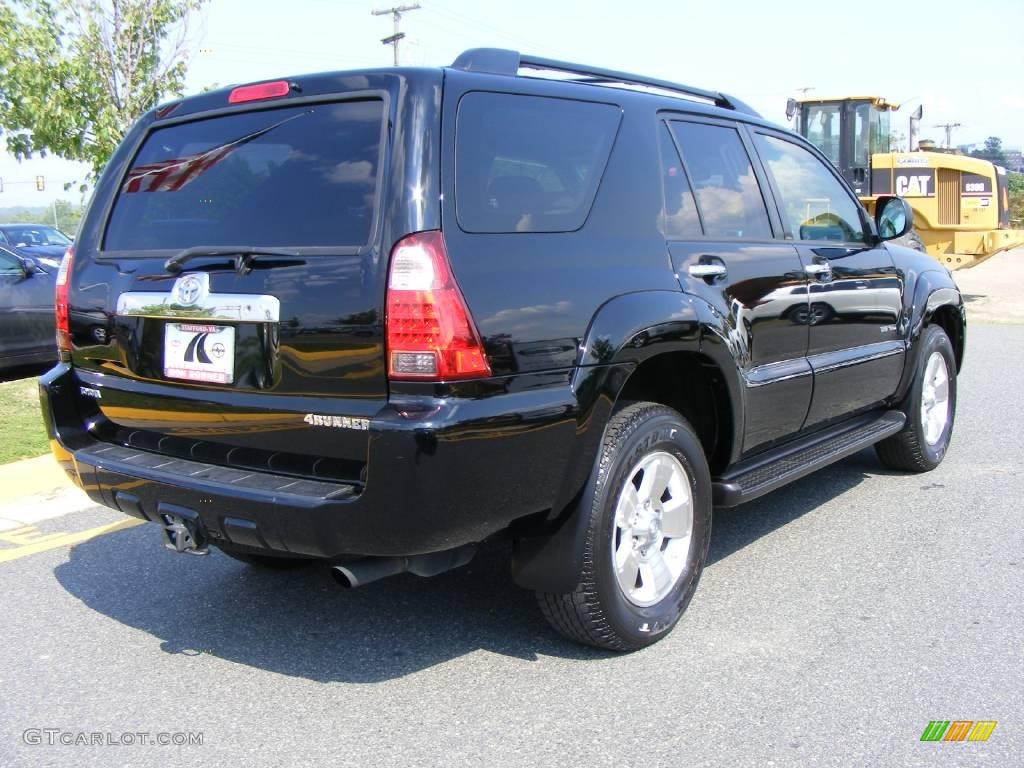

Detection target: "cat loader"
[787, 95, 1024, 269]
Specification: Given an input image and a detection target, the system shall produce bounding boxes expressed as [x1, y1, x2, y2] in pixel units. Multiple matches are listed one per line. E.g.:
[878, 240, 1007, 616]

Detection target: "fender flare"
[893, 269, 965, 403]
[511, 290, 742, 593]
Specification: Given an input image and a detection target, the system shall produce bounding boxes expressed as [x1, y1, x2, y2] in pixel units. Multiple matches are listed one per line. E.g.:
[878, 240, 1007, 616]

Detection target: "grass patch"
[0, 376, 49, 464]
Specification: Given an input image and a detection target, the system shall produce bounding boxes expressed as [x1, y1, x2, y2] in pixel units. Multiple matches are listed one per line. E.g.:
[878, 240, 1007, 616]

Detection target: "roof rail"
[449, 48, 760, 117]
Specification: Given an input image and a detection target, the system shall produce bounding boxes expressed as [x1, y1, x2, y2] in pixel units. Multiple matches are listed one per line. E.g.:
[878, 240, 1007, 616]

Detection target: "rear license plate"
[164, 323, 236, 384]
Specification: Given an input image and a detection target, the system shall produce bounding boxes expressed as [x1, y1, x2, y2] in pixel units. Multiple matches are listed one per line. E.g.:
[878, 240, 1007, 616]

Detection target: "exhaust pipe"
[331, 545, 475, 589]
[332, 557, 408, 588]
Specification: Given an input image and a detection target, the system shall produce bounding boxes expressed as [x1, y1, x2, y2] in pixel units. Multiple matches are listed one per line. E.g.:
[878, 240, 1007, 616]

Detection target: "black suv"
[40, 49, 965, 650]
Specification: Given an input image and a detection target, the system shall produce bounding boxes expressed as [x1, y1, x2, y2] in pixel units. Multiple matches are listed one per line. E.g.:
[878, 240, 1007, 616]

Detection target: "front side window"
[0, 249, 22, 275]
[754, 134, 865, 243]
[669, 121, 772, 239]
[455, 92, 621, 233]
[105, 100, 385, 251]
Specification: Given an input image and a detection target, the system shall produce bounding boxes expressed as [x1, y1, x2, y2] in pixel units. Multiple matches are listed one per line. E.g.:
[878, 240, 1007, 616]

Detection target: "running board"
[712, 410, 906, 508]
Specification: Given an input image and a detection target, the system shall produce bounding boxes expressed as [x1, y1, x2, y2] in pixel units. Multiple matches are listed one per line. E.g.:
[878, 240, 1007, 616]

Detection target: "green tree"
[0, 0, 206, 184]
[1008, 172, 1024, 226]
[3, 200, 83, 233]
[970, 136, 1008, 167]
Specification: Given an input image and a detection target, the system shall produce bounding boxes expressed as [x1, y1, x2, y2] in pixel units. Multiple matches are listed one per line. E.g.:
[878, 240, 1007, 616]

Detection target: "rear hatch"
[68, 82, 405, 486]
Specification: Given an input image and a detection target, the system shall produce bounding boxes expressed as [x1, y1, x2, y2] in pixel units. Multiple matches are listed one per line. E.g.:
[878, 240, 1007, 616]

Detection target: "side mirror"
[875, 196, 914, 241]
[785, 98, 798, 121]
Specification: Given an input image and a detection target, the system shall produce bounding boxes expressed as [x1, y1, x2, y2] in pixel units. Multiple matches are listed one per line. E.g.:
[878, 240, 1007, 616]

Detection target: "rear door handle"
[804, 262, 832, 278]
[688, 264, 727, 279]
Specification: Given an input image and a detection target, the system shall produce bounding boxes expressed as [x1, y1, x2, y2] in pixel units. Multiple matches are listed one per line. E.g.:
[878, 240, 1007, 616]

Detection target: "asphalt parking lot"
[1, 271, 1022, 767]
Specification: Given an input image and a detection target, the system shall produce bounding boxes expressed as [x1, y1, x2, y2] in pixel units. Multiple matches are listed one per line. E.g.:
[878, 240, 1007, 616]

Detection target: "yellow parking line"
[0, 519, 145, 563]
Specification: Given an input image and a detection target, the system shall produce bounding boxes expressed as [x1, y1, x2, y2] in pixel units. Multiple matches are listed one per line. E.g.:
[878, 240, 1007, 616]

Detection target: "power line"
[372, 4, 421, 66]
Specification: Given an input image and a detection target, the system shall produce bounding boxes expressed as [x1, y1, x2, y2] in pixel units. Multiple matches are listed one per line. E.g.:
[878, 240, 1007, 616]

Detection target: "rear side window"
[669, 121, 772, 240]
[658, 123, 702, 239]
[455, 92, 620, 233]
[104, 100, 385, 251]
[753, 133, 865, 243]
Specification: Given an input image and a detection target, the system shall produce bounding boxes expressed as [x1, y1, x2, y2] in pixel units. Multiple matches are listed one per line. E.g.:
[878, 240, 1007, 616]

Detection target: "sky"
[2, 0, 1023, 207]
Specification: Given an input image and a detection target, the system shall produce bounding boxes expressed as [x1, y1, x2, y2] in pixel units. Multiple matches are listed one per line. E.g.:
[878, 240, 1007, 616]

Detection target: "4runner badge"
[303, 414, 370, 431]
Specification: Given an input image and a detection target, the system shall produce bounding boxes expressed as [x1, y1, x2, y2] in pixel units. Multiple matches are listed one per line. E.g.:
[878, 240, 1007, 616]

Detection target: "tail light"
[55, 246, 73, 360]
[386, 231, 491, 381]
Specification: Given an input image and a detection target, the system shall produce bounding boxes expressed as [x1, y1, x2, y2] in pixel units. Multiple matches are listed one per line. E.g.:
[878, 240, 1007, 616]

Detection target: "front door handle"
[688, 263, 727, 279]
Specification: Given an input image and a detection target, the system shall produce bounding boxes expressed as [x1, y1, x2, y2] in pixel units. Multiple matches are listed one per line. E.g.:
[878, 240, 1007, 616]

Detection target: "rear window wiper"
[165, 246, 302, 275]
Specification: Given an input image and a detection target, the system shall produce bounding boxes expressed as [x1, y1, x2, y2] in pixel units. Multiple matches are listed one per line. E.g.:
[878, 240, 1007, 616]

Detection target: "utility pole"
[794, 87, 815, 98]
[372, 4, 420, 66]
[933, 122, 961, 149]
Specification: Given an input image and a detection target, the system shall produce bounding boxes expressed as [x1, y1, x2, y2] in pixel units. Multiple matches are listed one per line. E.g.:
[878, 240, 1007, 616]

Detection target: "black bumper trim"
[77, 442, 358, 503]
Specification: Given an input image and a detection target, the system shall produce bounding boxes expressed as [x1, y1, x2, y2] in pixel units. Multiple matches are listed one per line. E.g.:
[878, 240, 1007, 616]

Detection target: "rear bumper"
[39, 364, 583, 559]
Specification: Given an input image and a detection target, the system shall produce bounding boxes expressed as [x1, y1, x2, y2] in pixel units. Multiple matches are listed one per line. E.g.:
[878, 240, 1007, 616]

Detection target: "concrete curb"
[0, 453, 71, 503]
[0, 454, 95, 532]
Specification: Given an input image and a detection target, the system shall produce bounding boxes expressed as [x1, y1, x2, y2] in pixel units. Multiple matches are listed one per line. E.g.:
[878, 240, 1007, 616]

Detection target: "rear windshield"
[104, 100, 385, 251]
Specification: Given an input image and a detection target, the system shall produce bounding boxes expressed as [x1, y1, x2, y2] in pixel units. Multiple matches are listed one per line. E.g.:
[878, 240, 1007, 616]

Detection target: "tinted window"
[754, 134, 865, 242]
[669, 122, 772, 239]
[456, 93, 620, 233]
[659, 124, 701, 239]
[105, 100, 385, 251]
[1, 225, 71, 247]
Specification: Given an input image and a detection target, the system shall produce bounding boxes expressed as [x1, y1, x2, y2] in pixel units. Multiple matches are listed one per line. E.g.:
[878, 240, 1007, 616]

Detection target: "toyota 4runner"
[40, 49, 965, 650]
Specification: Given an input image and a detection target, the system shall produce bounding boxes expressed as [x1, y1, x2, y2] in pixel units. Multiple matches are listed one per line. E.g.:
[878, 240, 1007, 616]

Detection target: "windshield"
[1, 225, 72, 247]
[104, 99, 386, 251]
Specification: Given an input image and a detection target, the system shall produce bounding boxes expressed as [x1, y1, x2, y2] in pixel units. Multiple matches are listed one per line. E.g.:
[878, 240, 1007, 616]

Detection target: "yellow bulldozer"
[787, 95, 1024, 269]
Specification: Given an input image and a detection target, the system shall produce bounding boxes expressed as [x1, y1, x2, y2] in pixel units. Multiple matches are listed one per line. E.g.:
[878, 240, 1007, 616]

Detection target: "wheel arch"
[511, 290, 741, 593]
[893, 269, 965, 403]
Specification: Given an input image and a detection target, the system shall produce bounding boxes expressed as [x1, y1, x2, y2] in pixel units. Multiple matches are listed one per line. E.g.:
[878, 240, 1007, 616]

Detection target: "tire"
[216, 544, 314, 569]
[537, 402, 712, 651]
[876, 324, 957, 472]
[807, 302, 833, 326]
[893, 229, 926, 253]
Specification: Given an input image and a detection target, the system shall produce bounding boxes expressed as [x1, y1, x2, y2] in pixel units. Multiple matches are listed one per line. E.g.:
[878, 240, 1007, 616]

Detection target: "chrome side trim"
[117, 292, 280, 322]
[745, 358, 813, 388]
[809, 340, 905, 375]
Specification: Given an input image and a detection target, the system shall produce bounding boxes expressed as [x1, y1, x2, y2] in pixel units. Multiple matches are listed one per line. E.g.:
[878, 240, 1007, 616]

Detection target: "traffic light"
[35, 175, 44, 191]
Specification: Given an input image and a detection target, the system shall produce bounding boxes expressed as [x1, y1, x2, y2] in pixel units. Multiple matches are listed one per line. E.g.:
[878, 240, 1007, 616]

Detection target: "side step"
[712, 410, 906, 508]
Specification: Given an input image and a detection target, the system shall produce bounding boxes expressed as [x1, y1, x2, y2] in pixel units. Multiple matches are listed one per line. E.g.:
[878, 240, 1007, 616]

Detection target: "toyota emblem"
[175, 275, 203, 306]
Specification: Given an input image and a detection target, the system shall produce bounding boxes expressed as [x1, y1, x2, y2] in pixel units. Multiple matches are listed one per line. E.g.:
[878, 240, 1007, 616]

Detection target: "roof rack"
[449, 48, 760, 117]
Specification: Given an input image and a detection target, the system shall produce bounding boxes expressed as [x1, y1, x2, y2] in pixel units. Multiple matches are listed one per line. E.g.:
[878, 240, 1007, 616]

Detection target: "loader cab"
[788, 97, 894, 196]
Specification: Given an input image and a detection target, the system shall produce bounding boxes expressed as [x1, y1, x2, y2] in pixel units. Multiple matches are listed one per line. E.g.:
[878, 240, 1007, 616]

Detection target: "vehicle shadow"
[53, 448, 887, 682]
[708, 446, 888, 565]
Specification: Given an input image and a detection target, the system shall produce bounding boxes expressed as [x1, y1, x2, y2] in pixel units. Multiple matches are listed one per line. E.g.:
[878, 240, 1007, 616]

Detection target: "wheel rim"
[611, 451, 693, 607]
[920, 351, 950, 446]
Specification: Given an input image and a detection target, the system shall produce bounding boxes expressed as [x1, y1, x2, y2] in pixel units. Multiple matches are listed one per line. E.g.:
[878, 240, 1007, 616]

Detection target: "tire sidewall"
[910, 326, 957, 467]
[589, 410, 712, 647]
